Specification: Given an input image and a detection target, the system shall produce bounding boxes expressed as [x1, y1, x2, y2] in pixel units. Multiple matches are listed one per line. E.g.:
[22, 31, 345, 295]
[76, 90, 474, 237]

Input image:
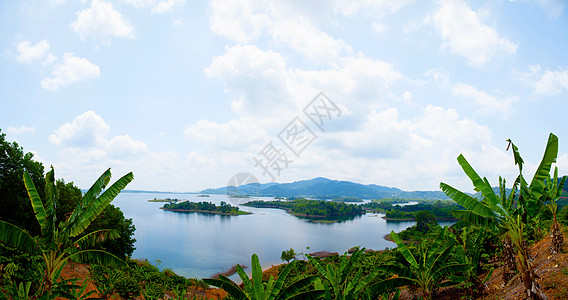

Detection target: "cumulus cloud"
[50, 111, 148, 157]
[49, 111, 110, 147]
[16, 39, 50, 64]
[6, 126, 36, 135]
[452, 82, 518, 117]
[205, 45, 293, 117]
[533, 67, 568, 96]
[40, 53, 100, 91]
[71, 0, 134, 45]
[109, 135, 148, 157]
[431, 0, 518, 66]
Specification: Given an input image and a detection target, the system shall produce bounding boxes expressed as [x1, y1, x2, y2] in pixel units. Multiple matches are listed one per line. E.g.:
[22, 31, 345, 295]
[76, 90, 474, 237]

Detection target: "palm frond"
[203, 277, 249, 300]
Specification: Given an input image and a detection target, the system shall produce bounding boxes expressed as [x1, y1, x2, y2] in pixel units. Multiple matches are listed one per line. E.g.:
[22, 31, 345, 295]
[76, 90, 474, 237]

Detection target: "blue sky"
[1, 0, 567, 192]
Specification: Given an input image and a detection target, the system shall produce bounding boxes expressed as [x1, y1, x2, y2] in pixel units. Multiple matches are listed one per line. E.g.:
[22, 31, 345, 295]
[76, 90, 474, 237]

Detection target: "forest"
[243, 198, 365, 217]
[1, 129, 568, 299]
[162, 200, 247, 215]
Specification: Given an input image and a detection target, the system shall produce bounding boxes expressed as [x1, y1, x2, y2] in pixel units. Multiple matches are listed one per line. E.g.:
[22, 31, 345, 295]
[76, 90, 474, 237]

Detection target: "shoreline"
[244, 205, 365, 219]
[381, 216, 459, 221]
[160, 207, 252, 216]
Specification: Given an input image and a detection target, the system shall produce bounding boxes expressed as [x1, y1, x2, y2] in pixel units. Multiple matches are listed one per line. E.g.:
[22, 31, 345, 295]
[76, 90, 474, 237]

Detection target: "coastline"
[380, 216, 459, 221]
[244, 205, 365, 219]
[160, 207, 252, 216]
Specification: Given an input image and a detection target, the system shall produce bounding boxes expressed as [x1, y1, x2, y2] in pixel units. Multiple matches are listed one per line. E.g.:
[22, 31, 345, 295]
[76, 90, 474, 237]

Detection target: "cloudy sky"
[1, 0, 567, 193]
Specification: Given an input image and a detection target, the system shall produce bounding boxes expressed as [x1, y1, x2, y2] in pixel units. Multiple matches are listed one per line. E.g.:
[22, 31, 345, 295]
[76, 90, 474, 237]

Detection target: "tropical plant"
[543, 167, 567, 254]
[307, 247, 378, 300]
[0, 167, 133, 298]
[373, 228, 469, 300]
[440, 133, 560, 300]
[203, 253, 324, 300]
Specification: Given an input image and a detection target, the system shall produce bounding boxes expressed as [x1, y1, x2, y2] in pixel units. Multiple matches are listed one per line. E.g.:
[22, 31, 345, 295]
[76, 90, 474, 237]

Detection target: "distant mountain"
[201, 177, 449, 200]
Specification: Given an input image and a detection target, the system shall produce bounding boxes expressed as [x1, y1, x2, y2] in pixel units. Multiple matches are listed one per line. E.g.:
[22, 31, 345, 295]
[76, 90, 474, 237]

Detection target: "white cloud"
[209, 0, 272, 44]
[205, 45, 293, 117]
[71, 0, 134, 45]
[431, 0, 518, 66]
[40, 53, 100, 91]
[16, 39, 50, 64]
[452, 82, 518, 117]
[121, 0, 186, 14]
[49, 111, 110, 147]
[533, 68, 568, 96]
[109, 135, 148, 157]
[6, 126, 36, 135]
[184, 118, 269, 152]
[270, 19, 353, 64]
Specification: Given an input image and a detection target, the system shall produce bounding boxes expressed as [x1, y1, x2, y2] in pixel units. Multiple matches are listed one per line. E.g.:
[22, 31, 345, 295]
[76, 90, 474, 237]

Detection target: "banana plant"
[203, 253, 324, 300]
[440, 133, 560, 300]
[0, 167, 133, 298]
[372, 228, 469, 300]
[543, 167, 567, 254]
[307, 247, 380, 300]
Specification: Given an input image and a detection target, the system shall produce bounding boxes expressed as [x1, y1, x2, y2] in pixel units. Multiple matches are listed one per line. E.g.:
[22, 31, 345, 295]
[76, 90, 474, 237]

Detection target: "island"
[242, 199, 365, 218]
[161, 201, 251, 216]
[148, 197, 182, 203]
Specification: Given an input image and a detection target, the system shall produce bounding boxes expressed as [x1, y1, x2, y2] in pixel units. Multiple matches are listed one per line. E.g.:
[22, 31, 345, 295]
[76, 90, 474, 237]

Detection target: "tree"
[203, 253, 324, 300]
[0, 129, 45, 236]
[0, 167, 133, 297]
[373, 228, 469, 300]
[440, 133, 560, 300]
[307, 247, 377, 300]
[415, 211, 437, 234]
[281, 248, 296, 263]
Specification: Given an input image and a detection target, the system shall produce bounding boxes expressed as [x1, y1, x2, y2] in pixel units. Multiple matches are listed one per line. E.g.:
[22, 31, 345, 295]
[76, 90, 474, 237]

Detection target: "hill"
[201, 177, 450, 200]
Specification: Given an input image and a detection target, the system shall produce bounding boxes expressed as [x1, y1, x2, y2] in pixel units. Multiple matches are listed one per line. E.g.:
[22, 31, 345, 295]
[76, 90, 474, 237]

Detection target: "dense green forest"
[162, 201, 248, 215]
[243, 199, 365, 217]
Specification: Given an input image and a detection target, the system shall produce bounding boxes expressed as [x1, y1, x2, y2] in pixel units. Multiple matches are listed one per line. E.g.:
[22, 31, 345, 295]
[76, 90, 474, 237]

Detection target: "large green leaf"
[250, 253, 264, 299]
[0, 221, 41, 255]
[456, 155, 502, 210]
[23, 172, 48, 236]
[236, 264, 254, 296]
[203, 277, 250, 300]
[67, 249, 127, 268]
[370, 277, 414, 292]
[284, 289, 325, 300]
[390, 231, 418, 269]
[65, 169, 112, 231]
[68, 172, 134, 237]
[278, 276, 320, 299]
[67, 229, 120, 253]
[269, 260, 296, 299]
[528, 133, 558, 202]
[440, 183, 495, 218]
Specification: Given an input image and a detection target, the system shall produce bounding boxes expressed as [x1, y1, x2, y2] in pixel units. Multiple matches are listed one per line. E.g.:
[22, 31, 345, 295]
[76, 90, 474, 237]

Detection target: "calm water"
[113, 193, 453, 279]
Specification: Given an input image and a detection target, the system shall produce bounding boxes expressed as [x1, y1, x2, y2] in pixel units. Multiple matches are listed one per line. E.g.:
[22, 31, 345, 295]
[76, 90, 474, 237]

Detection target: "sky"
[1, 0, 568, 193]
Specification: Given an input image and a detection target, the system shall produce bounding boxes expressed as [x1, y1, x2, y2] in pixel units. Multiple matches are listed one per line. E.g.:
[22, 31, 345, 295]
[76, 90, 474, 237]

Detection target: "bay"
[113, 192, 454, 279]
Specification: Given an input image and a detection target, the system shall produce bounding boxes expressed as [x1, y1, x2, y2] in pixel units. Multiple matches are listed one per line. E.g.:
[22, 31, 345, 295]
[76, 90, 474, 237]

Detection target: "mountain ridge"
[201, 177, 449, 200]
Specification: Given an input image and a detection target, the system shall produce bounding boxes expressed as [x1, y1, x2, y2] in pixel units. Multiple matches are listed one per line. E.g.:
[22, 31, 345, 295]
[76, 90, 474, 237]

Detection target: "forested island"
[243, 199, 365, 217]
[362, 200, 462, 220]
[162, 201, 251, 215]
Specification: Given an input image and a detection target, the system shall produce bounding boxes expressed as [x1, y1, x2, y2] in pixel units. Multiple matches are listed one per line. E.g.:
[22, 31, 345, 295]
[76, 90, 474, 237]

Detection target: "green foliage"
[441, 133, 560, 300]
[163, 200, 243, 214]
[415, 211, 438, 234]
[374, 228, 470, 300]
[0, 166, 133, 297]
[281, 248, 296, 263]
[244, 199, 364, 217]
[307, 247, 377, 300]
[203, 253, 324, 300]
[0, 130, 45, 237]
